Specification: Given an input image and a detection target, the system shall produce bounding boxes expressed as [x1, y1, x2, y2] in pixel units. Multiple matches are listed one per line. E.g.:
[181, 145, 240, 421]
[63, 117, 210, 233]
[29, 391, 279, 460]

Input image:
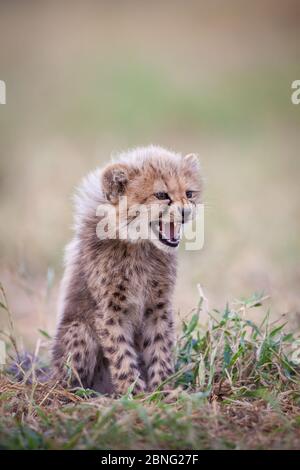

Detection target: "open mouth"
[151, 218, 181, 248]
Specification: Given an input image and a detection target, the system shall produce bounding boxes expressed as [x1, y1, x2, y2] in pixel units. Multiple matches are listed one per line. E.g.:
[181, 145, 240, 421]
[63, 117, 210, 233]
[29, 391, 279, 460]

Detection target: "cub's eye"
[155, 192, 170, 200]
[186, 191, 193, 199]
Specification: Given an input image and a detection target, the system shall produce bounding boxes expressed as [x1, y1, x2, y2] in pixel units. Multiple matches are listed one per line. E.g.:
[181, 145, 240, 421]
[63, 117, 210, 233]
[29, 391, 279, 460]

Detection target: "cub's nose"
[181, 207, 191, 223]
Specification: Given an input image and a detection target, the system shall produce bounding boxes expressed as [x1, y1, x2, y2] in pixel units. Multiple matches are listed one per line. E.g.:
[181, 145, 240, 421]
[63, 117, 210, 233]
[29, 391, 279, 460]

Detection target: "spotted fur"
[52, 145, 202, 395]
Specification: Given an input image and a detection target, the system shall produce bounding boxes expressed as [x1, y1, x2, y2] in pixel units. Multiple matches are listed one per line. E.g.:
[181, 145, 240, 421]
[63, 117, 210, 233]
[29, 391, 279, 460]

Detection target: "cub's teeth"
[173, 222, 181, 237]
[162, 232, 169, 239]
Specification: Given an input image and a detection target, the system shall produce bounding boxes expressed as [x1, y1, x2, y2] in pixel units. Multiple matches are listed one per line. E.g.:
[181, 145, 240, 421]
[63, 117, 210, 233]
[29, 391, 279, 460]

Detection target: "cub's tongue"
[169, 221, 175, 240]
[158, 218, 181, 242]
[162, 221, 180, 241]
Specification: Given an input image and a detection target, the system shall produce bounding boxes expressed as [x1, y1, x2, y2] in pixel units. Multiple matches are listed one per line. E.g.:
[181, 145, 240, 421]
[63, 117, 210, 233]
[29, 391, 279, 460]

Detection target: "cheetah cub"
[52, 146, 202, 395]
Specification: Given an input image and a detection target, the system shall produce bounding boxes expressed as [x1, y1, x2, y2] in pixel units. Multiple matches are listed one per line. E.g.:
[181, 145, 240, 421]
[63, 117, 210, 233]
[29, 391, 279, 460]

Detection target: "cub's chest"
[91, 242, 175, 300]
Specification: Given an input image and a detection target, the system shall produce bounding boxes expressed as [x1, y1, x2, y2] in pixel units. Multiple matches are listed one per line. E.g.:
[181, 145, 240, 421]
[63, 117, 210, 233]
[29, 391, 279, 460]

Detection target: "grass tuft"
[0, 290, 300, 449]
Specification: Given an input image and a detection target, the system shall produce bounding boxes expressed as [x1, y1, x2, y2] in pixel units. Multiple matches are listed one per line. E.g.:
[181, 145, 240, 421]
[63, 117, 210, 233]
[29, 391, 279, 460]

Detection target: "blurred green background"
[0, 0, 299, 345]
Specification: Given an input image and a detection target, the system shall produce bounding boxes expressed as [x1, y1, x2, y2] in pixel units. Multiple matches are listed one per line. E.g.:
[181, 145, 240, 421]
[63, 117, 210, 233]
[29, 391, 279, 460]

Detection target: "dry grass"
[0, 374, 299, 450]
[1, 290, 300, 450]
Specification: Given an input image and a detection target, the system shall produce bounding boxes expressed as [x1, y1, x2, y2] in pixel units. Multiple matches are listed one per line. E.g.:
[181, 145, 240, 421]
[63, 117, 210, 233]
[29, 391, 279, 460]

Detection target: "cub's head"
[100, 146, 202, 252]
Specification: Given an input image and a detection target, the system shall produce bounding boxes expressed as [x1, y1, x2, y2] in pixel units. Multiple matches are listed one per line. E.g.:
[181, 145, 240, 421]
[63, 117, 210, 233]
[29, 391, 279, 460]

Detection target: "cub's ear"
[102, 163, 129, 203]
[183, 153, 200, 173]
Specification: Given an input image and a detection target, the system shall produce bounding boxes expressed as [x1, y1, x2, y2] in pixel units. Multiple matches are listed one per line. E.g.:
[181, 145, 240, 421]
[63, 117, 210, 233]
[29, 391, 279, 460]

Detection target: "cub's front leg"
[95, 294, 146, 396]
[141, 302, 175, 392]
